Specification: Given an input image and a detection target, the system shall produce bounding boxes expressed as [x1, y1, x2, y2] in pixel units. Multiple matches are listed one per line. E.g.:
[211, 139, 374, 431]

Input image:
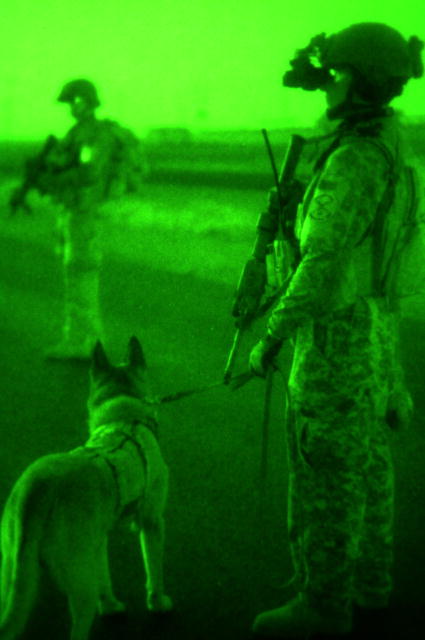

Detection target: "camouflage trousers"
[285, 387, 394, 621]
[284, 300, 397, 621]
[57, 209, 103, 345]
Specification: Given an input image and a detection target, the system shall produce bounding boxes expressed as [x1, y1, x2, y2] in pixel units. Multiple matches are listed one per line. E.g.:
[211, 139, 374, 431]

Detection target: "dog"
[0, 336, 173, 640]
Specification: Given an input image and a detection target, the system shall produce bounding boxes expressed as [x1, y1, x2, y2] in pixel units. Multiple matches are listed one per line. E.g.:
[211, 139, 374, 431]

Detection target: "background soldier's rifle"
[223, 131, 305, 384]
[9, 134, 58, 215]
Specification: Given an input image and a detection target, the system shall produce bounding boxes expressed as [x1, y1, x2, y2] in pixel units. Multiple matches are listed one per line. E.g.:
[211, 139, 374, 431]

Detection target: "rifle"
[262, 130, 305, 248]
[224, 131, 305, 384]
[9, 134, 58, 215]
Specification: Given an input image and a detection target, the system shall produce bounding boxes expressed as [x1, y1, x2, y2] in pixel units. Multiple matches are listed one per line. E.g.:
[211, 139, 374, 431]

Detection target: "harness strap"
[107, 424, 149, 470]
[84, 418, 155, 517]
[379, 164, 419, 304]
[369, 138, 399, 299]
[82, 447, 122, 516]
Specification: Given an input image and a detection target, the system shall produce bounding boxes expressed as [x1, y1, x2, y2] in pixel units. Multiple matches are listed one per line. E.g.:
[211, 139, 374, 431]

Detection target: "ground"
[0, 179, 424, 639]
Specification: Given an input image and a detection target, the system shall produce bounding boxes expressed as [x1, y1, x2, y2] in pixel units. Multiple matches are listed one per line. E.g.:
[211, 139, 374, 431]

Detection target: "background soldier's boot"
[252, 593, 352, 637]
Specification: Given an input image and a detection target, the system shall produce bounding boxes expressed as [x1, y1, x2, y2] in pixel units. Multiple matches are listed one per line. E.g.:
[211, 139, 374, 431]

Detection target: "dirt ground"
[0, 181, 424, 639]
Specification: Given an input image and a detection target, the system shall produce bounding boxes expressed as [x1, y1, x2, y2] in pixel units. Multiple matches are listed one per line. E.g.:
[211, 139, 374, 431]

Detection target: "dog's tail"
[0, 471, 52, 640]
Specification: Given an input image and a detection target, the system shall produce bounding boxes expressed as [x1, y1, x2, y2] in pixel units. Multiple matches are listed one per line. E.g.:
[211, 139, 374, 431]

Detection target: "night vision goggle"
[283, 33, 334, 90]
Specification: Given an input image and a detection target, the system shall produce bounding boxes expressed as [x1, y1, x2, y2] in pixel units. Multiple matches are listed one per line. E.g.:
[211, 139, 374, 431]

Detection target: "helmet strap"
[326, 85, 393, 123]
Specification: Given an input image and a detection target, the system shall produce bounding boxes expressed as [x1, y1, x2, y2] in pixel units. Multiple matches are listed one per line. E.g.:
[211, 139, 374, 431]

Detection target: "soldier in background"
[11, 79, 146, 359]
[233, 23, 423, 637]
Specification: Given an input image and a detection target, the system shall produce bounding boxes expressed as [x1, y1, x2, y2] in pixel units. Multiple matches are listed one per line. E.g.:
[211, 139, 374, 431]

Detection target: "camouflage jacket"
[267, 115, 408, 411]
[41, 116, 118, 211]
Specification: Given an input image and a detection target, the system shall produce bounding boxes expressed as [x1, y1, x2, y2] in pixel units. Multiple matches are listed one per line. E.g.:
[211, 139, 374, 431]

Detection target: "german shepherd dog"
[0, 337, 173, 640]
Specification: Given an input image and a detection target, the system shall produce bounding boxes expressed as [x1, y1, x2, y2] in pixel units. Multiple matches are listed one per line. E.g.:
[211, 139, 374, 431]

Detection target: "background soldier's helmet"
[58, 79, 100, 107]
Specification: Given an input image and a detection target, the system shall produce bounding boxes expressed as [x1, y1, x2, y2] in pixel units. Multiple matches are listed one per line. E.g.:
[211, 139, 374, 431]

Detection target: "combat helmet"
[283, 22, 423, 104]
[322, 23, 423, 98]
[58, 79, 100, 107]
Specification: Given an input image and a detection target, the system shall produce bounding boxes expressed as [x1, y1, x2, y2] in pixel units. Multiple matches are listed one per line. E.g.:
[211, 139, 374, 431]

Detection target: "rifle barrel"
[279, 134, 305, 184]
[261, 129, 280, 192]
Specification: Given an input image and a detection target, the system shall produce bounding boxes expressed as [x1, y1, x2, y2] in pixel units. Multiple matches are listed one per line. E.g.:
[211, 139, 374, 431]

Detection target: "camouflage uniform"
[44, 115, 117, 352]
[267, 114, 407, 622]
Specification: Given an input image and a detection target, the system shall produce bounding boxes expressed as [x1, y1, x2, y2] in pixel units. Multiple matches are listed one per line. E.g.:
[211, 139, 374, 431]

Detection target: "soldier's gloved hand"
[386, 385, 414, 430]
[232, 257, 266, 326]
[249, 334, 282, 378]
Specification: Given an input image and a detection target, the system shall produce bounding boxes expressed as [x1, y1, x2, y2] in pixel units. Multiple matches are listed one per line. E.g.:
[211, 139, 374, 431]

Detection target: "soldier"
[11, 79, 142, 359]
[233, 23, 423, 637]
[47, 79, 114, 359]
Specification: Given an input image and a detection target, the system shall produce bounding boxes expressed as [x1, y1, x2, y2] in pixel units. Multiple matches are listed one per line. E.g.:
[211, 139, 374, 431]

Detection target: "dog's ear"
[91, 340, 111, 374]
[128, 336, 147, 371]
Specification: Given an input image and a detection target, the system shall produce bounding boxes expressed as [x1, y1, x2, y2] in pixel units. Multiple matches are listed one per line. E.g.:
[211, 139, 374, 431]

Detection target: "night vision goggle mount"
[283, 33, 333, 90]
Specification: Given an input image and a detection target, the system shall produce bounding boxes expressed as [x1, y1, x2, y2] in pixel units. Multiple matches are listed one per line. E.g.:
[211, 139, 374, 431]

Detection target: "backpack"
[369, 139, 425, 317]
[102, 119, 150, 198]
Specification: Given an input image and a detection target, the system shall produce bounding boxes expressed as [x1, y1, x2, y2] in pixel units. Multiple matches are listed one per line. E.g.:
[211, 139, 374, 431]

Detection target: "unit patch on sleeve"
[308, 193, 337, 221]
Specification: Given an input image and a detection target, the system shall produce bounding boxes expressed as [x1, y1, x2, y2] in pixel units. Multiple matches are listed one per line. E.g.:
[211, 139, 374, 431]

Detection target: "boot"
[252, 593, 352, 638]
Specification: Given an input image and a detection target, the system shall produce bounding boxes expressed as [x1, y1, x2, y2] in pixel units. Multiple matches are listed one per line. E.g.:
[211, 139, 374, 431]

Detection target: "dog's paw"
[98, 597, 127, 616]
[147, 593, 174, 614]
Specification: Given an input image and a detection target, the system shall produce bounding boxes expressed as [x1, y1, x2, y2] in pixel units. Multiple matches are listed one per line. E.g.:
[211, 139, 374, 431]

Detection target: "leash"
[260, 367, 274, 483]
[148, 364, 284, 517]
[146, 370, 256, 405]
[148, 363, 280, 486]
[148, 362, 284, 569]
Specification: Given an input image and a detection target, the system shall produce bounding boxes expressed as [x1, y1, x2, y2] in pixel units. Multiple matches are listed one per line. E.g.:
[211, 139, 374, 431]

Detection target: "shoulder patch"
[308, 193, 336, 221]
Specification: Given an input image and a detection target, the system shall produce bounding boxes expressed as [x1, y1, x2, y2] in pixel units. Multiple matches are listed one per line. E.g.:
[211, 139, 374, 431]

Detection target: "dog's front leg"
[140, 515, 173, 613]
[97, 536, 126, 616]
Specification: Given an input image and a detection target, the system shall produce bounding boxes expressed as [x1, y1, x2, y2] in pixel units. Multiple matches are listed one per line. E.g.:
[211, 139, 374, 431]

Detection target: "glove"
[249, 334, 282, 377]
[386, 386, 414, 430]
[232, 257, 266, 324]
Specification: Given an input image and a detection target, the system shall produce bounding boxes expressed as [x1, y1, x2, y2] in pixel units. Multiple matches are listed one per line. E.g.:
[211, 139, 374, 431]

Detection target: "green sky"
[0, 0, 423, 139]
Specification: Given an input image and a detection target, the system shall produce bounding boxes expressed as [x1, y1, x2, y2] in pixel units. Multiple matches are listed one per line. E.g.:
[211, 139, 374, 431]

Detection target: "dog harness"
[81, 416, 159, 520]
